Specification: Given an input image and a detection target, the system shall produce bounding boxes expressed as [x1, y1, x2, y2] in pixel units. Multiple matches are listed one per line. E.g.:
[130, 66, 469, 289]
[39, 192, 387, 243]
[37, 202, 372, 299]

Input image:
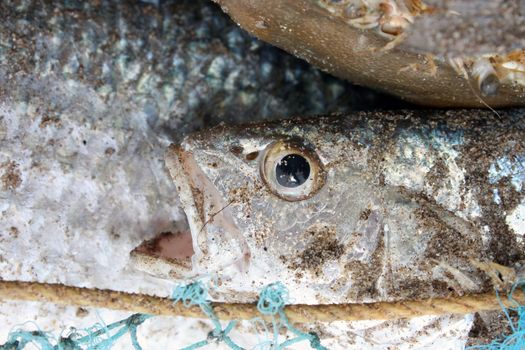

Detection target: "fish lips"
[165, 142, 250, 275]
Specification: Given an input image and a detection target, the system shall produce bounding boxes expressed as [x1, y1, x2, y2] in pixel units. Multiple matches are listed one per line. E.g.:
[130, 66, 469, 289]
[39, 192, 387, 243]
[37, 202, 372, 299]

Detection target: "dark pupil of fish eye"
[275, 154, 310, 188]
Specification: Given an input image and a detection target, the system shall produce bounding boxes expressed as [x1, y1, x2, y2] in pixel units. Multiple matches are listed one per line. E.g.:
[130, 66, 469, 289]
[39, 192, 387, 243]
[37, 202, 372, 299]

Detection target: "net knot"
[206, 329, 225, 343]
[172, 281, 208, 307]
[127, 314, 150, 326]
[308, 332, 326, 349]
[257, 282, 288, 315]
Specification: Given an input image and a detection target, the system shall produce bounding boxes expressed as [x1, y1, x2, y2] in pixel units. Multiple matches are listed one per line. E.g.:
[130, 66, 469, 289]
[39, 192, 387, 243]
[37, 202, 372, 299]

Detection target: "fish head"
[166, 116, 387, 302]
[134, 112, 520, 303]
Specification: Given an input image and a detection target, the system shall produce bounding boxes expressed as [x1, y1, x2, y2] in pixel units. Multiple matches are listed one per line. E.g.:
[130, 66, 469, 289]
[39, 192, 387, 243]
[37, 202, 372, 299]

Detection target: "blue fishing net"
[0, 313, 151, 350]
[466, 282, 525, 350]
[0, 282, 326, 350]
[3, 281, 523, 349]
[171, 281, 326, 350]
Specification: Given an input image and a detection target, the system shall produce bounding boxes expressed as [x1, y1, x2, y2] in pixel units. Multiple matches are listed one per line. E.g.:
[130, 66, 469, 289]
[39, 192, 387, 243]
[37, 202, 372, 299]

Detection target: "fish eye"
[275, 154, 310, 188]
[260, 140, 325, 201]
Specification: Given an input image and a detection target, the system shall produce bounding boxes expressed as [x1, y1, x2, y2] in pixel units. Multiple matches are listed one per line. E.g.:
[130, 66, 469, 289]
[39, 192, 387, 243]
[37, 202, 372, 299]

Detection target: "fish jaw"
[165, 143, 250, 275]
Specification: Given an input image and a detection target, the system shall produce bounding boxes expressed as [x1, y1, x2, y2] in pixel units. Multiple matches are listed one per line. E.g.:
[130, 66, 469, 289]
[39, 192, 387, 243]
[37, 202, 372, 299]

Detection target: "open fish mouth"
[131, 142, 250, 280]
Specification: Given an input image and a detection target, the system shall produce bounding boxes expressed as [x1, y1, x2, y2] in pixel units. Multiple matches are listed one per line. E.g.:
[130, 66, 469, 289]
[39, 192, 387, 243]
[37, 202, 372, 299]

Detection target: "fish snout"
[165, 144, 250, 274]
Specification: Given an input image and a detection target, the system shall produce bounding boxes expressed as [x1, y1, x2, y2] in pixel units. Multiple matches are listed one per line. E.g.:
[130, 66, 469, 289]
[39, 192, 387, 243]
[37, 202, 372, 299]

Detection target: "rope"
[1, 280, 524, 323]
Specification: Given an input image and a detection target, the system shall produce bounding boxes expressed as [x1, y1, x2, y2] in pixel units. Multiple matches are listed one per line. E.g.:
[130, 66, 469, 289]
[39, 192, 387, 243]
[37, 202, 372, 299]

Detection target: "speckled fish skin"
[167, 110, 525, 304]
[0, 0, 385, 137]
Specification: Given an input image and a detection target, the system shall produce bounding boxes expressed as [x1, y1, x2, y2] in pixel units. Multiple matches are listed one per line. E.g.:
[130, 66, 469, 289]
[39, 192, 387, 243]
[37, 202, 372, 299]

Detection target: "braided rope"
[0, 280, 524, 323]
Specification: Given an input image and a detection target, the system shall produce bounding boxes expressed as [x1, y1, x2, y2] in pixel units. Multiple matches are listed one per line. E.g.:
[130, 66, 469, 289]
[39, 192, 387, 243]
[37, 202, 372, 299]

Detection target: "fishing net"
[0, 282, 326, 350]
[1, 281, 523, 349]
[466, 282, 525, 350]
[0, 314, 151, 350]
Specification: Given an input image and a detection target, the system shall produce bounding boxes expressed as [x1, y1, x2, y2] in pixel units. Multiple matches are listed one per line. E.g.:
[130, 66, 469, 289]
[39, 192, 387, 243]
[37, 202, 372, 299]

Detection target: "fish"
[213, 0, 525, 107]
[0, 0, 371, 137]
[132, 109, 525, 304]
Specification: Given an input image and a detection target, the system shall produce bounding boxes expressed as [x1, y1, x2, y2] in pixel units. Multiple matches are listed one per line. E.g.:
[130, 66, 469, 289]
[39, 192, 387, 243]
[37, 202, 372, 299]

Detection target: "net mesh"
[1, 281, 523, 349]
[0, 281, 326, 350]
[466, 281, 525, 350]
[0, 314, 151, 350]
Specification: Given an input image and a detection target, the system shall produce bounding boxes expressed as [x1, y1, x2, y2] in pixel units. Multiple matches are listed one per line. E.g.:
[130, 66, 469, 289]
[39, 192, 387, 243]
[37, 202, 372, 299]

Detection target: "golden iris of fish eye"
[260, 140, 325, 201]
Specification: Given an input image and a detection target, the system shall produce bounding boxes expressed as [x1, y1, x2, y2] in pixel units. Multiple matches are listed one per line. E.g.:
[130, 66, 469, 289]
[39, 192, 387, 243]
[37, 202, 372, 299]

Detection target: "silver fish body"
[0, 0, 364, 136]
[163, 110, 525, 305]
